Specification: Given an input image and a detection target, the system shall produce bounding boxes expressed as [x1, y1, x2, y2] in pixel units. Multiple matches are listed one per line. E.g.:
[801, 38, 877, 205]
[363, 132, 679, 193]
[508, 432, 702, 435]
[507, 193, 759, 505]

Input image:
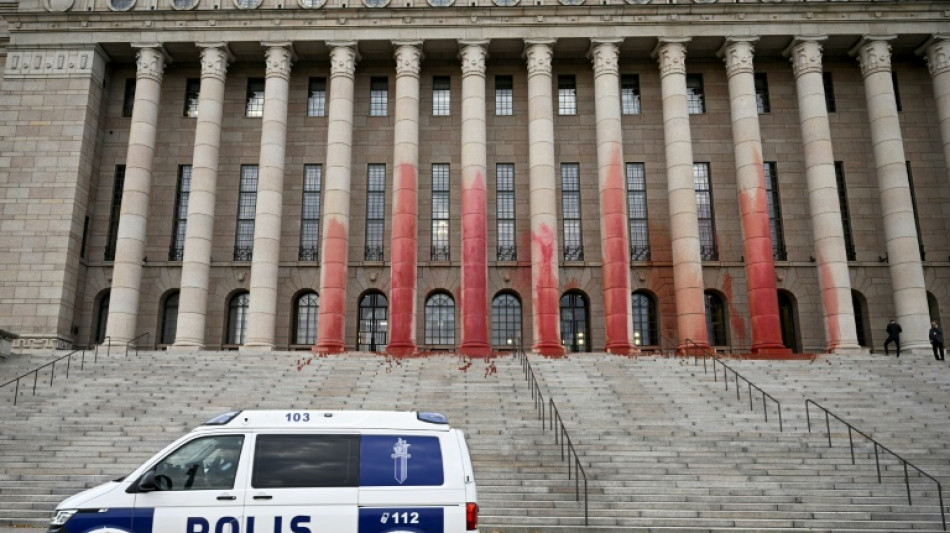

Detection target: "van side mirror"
[133, 471, 159, 493]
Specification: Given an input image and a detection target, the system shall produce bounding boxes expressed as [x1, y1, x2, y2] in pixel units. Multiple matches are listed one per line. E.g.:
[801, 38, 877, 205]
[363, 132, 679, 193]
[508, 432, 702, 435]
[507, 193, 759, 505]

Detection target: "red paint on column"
[601, 148, 634, 355]
[532, 223, 565, 356]
[314, 219, 348, 354]
[460, 171, 491, 357]
[387, 163, 418, 356]
[818, 254, 842, 351]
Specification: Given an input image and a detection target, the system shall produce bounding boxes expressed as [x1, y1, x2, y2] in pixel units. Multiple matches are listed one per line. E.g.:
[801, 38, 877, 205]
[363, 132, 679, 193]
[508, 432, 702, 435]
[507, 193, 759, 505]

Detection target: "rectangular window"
[495, 75, 513, 116]
[694, 163, 718, 260]
[621, 74, 641, 115]
[300, 165, 322, 261]
[105, 165, 126, 261]
[558, 75, 577, 116]
[892, 71, 902, 113]
[122, 79, 136, 118]
[308, 77, 327, 117]
[252, 434, 359, 489]
[370, 77, 388, 117]
[823, 72, 836, 113]
[431, 164, 451, 261]
[234, 165, 258, 261]
[906, 161, 924, 260]
[432, 76, 451, 116]
[182, 78, 200, 118]
[365, 164, 386, 261]
[834, 161, 856, 261]
[687, 74, 705, 114]
[169, 165, 192, 261]
[245, 78, 265, 118]
[496, 163, 516, 261]
[755, 73, 771, 114]
[626, 163, 650, 261]
[764, 162, 786, 261]
[561, 163, 583, 261]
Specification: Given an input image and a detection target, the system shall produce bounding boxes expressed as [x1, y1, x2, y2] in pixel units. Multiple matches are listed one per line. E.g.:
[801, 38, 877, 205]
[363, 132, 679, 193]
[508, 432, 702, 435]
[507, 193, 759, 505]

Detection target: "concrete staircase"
[1, 349, 947, 531]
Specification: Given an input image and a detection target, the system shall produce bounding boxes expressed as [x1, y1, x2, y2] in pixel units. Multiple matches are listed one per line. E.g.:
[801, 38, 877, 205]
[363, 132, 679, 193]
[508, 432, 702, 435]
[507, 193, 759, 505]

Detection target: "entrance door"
[357, 292, 388, 352]
[559, 292, 590, 353]
[777, 290, 800, 353]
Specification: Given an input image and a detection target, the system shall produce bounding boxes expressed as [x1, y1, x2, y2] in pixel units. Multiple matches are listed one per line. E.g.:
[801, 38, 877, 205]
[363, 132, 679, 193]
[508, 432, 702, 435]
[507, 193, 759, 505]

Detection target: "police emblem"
[390, 438, 411, 484]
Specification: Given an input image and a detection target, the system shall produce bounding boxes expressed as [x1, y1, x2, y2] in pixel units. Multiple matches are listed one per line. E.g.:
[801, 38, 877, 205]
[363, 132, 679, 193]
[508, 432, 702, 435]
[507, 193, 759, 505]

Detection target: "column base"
[240, 343, 274, 353]
[386, 343, 417, 357]
[459, 342, 492, 357]
[749, 343, 793, 356]
[677, 342, 712, 357]
[169, 341, 204, 352]
[313, 341, 346, 355]
[605, 342, 636, 356]
[826, 343, 867, 355]
[532, 341, 565, 357]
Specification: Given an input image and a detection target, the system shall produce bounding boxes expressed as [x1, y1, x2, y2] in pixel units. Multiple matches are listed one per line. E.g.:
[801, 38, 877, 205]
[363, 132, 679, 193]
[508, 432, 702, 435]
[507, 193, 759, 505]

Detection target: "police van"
[47, 410, 479, 533]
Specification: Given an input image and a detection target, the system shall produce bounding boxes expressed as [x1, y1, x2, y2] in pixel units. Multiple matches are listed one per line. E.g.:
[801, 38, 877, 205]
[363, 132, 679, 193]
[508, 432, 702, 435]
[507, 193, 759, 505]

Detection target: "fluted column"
[243, 44, 293, 351]
[854, 36, 929, 353]
[654, 39, 709, 352]
[173, 44, 231, 351]
[590, 39, 634, 355]
[524, 39, 564, 356]
[458, 41, 492, 357]
[105, 45, 167, 347]
[721, 38, 788, 355]
[387, 42, 422, 357]
[314, 42, 359, 354]
[923, 36, 950, 186]
[787, 37, 861, 353]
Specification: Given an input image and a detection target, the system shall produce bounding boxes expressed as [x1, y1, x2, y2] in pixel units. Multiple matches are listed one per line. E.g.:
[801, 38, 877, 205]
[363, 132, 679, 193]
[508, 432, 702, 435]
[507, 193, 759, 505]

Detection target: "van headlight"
[50, 509, 77, 526]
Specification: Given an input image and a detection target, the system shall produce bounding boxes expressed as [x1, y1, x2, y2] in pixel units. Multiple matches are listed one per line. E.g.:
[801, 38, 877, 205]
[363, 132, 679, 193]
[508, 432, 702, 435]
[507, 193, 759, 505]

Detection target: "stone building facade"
[1, 0, 949, 356]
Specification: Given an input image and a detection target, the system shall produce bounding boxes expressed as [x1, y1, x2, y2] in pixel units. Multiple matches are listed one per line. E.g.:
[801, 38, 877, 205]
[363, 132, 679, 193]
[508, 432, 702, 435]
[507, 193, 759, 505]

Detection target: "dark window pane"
[252, 435, 359, 488]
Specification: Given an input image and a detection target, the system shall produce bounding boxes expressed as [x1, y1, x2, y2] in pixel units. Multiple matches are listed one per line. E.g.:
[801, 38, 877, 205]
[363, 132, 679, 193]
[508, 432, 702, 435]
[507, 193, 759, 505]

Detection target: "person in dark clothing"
[884, 319, 902, 357]
[929, 321, 945, 361]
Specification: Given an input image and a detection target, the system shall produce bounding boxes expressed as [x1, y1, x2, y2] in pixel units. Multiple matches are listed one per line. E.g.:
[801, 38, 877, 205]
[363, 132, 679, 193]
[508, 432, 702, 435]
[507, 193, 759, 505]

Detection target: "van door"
[243, 433, 359, 533]
[131, 435, 247, 532]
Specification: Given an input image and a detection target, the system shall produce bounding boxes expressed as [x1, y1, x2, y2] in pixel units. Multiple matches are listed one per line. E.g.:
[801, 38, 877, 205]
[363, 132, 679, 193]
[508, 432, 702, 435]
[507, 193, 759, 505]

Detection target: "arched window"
[294, 292, 319, 345]
[704, 291, 728, 346]
[852, 290, 870, 348]
[425, 292, 456, 346]
[160, 291, 180, 345]
[95, 291, 110, 344]
[777, 290, 800, 353]
[227, 292, 250, 345]
[491, 292, 523, 348]
[560, 291, 590, 353]
[357, 291, 388, 351]
[631, 291, 658, 347]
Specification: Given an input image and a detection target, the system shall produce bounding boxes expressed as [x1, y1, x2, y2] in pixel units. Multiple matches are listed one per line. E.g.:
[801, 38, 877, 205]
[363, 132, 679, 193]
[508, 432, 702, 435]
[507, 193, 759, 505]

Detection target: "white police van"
[48, 410, 479, 533]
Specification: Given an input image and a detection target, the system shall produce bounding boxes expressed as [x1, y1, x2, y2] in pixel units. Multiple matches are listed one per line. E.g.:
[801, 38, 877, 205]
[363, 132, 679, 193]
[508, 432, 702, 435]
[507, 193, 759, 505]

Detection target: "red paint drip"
[601, 146, 633, 354]
[532, 223, 564, 356]
[460, 171, 491, 356]
[817, 253, 841, 351]
[314, 219, 348, 354]
[388, 163, 418, 356]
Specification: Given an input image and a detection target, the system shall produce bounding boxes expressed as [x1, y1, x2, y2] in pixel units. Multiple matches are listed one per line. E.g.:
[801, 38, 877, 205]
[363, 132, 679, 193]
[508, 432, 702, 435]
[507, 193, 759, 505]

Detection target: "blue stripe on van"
[64, 508, 153, 533]
[358, 507, 444, 533]
[360, 436, 444, 487]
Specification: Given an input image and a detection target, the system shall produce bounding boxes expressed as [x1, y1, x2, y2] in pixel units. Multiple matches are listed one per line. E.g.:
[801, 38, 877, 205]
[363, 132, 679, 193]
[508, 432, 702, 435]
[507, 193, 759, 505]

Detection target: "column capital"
[264, 45, 294, 81]
[133, 46, 169, 83]
[719, 38, 757, 79]
[653, 39, 690, 79]
[787, 38, 825, 79]
[198, 45, 232, 81]
[329, 42, 360, 79]
[851, 36, 895, 78]
[524, 39, 555, 78]
[393, 42, 423, 78]
[923, 36, 950, 77]
[589, 39, 621, 78]
[459, 42, 488, 78]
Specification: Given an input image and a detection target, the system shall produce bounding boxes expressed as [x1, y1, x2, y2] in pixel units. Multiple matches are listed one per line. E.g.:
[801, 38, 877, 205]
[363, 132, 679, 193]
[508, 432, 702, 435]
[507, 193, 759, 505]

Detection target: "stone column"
[854, 36, 929, 353]
[524, 39, 564, 357]
[173, 44, 231, 351]
[787, 37, 861, 353]
[923, 36, 950, 187]
[458, 41, 492, 357]
[654, 39, 709, 352]
[314, 42, 359, 354]
[589, 39, 634, 355]
[105, 45, 167, 347]
[387, 42, 422, 357]
[243, 44, 293, 351]
[721, 38, 788, 355]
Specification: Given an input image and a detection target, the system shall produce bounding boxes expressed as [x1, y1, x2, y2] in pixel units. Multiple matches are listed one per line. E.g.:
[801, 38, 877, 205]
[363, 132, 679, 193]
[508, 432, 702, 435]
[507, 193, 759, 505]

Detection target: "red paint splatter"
[817, 252, 841, 351]
[532, 223, 564, 356]
[388, 163, 419, 356]
[459, 171, 490, 356]
[314, 218, 348, 354]
[601, 146, 633, 354]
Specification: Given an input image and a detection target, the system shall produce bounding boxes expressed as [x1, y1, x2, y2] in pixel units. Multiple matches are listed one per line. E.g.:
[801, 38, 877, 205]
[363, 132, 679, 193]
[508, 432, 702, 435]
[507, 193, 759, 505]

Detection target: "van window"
[360, 436, 444, 486]
[252, 434, 359, 488]
[152, 435, 245, 491]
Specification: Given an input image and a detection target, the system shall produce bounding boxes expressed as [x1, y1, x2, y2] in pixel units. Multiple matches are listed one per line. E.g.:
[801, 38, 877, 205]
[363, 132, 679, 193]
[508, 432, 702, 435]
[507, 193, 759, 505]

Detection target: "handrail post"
[848, 426, 855, 465]
[13, 379, 19, 406]
[903, 461, 912, 505]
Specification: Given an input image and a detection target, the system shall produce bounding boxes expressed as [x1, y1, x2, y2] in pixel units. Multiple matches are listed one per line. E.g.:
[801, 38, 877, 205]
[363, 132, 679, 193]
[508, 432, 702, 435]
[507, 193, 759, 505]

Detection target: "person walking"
[884, 319, 902, 357]
[929, 321, 945, 361]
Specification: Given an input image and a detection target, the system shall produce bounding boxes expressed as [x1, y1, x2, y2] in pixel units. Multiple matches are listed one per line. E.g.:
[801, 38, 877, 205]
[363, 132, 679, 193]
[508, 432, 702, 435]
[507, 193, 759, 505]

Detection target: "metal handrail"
[518, 348, 589, 525]
[0, 347, 89, 405]
[805, 400, 946, 531]
[706, 357, 783, 432]
[125, 332, 150, 356]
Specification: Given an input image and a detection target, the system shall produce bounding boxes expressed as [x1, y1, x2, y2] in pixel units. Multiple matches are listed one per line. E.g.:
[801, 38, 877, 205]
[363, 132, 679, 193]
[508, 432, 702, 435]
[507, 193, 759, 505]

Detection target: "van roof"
[202, 410, 452, 431]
